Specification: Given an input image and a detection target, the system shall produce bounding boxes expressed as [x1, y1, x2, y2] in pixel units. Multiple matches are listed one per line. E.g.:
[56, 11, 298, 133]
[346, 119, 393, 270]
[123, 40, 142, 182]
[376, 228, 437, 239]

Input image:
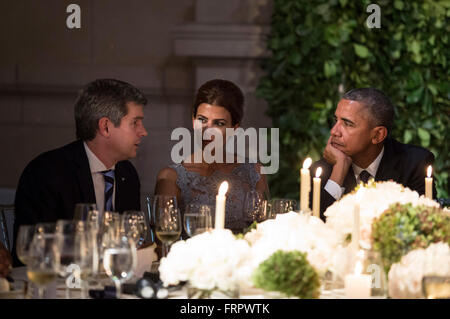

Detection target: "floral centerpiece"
[325, 181, 439, 249]
[372, 203, 450, 273]
[158, 229, 251, 297]
[243, 212, 342, 275]
[252, 250, 321, 298]
[388, 242, 450, 299]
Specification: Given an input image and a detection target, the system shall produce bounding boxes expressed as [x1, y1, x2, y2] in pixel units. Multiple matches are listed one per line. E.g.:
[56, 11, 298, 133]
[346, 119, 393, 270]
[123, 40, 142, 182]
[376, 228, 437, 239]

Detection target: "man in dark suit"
[310, 88, 435, 222]
[12, 79, 148, 266]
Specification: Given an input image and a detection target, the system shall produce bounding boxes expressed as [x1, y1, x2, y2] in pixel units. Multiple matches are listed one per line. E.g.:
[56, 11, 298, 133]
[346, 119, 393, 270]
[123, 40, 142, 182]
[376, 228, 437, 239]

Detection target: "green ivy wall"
[257, 0, 450, 199]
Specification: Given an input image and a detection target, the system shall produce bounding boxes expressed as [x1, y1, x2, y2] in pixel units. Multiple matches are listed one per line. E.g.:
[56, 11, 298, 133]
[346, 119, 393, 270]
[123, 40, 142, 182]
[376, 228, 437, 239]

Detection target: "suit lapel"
[375, 138, 402, 182]
[72, 141, 96, 204]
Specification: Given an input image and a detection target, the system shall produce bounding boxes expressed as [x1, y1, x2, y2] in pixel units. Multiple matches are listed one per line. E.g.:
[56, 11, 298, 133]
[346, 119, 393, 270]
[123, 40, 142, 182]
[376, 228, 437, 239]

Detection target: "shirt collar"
[83, 142, 115, 173]
[352, 146, 384, 178]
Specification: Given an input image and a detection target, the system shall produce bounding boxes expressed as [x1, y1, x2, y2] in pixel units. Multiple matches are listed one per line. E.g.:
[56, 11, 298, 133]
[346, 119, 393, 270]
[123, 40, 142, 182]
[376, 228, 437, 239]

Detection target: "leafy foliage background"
[257, 0, 449, 199]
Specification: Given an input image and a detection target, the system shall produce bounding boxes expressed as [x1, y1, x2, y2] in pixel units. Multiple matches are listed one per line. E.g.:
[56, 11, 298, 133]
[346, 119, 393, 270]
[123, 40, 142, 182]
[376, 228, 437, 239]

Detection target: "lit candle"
[215, 181, 229, 229]
[312, 167, 322, 218]
[345, 260, 372, 299]
[300, 157, 312, 212]
[425, 165, 433, 199]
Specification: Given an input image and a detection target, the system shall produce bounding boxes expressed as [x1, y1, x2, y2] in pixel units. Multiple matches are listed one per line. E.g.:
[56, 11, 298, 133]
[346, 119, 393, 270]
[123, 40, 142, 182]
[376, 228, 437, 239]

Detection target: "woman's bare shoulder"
[156, 166, 178, 181]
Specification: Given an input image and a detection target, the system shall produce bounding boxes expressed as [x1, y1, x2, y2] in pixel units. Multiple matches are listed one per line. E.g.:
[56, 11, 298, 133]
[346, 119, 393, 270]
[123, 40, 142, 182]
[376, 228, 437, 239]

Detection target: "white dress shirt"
[324, 147, 384, 200]
[83, 142, 116, 213]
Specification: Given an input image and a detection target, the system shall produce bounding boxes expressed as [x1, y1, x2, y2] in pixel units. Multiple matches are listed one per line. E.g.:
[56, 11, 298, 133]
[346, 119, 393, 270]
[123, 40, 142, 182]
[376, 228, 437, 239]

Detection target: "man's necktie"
[101, 169, 115, 211]
[359, 170, 371, 184]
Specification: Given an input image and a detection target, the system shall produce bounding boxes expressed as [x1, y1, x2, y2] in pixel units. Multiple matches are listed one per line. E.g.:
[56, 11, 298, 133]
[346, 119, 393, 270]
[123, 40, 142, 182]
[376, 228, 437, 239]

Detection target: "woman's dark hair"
[192, 79, 244, 126]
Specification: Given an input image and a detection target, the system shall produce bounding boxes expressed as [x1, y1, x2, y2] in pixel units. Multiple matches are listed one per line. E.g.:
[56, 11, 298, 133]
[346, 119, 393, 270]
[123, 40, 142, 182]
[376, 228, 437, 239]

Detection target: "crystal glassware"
[103, 235, 137, 298]
[155, 206, 181, 258]
[26, 233, 58, 299]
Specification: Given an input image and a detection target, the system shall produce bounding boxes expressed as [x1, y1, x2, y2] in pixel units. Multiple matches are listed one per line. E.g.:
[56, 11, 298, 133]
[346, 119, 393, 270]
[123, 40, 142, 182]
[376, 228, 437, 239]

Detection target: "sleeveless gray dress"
[169, 163, 261, 232]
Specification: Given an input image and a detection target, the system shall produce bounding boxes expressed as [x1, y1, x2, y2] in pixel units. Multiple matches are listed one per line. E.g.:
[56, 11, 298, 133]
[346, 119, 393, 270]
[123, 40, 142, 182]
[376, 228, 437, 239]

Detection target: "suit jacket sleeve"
[13, 159, 60, 266]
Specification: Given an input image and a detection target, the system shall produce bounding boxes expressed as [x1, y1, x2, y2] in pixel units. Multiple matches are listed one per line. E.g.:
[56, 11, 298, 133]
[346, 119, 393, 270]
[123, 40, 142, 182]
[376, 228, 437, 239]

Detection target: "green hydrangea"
[252, 250, 320, 299]
[372, 203, 450, 273]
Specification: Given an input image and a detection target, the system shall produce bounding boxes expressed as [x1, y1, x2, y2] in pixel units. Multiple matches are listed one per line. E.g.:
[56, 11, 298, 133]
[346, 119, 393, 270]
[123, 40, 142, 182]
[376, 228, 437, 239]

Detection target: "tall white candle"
[300, 157, 312, 212]
[351, 188, 363, 253]
[345, 260, 371, 299]
[313, 167, 322, 218]
[425, 165, 433, 199]
[215, 181, 229, 229]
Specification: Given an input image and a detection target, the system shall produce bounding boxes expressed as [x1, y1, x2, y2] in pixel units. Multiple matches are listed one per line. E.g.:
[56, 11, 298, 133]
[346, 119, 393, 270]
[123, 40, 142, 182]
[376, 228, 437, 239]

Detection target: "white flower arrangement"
[241, 212, 343, 284]
[388, 242, 450, 299]
[325, 181, 439, 249]
[159, 229, 251, 292]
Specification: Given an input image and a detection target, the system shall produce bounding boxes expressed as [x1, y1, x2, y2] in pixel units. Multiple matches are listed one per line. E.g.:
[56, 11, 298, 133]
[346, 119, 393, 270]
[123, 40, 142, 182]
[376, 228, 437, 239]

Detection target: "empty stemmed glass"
[102, 235, 137, 299]
[183, 204, 213, 237]
[271, 199, 297, 216]
[155, 206, 181, 258]
[73, 203, 97, 221]
[54, 220, 87, 299]
[26, 233, 58, 299]
[121, 210, 148, 248]
[16, 224, 36, 267]
[243, 191, 271, 224]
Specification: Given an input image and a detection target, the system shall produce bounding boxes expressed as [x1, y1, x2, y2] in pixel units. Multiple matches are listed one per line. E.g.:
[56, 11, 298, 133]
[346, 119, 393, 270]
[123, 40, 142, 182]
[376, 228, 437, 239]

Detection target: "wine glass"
[54, 220, 85, 299]
[35, 222, 56, 235]
[183, 204, 213, 237]
[145, 196, 156, 245]
[103, 235, 137, 299]
[271, 199, 297, 216]
[243, 191, 269, 224]
[96, 211, 122, 283]
[155, 206, 181, 258]
[152, 195, 178, 224]
[26, 233, 58, 299]
[121, 211, 148, 248]
[73, 203, 97, 221]
[16, 224, 36, 266]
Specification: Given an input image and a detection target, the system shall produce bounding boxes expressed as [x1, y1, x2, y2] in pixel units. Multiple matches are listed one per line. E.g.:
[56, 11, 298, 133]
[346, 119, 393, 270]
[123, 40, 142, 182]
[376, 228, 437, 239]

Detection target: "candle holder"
[345, 249, 388, 299]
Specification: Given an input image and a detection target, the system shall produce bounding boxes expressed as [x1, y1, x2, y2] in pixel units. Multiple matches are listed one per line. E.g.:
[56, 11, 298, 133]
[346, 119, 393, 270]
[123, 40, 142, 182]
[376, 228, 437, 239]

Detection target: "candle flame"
[355, 260, 363, 275]
[303, 157, 312, 169]
[218, 181, 229, 196]
[427, 165, 432, 178]
[315, 167, 322, 178]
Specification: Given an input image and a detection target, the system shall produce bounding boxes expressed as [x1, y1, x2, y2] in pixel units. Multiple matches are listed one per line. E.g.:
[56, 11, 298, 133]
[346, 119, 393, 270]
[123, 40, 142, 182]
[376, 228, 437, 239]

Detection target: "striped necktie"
[101, 169, 115, 211]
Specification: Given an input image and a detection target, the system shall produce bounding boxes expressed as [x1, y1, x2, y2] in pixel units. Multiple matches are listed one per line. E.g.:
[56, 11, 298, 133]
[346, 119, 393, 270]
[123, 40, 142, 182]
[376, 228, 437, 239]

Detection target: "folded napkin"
[135, 244, 158, 278]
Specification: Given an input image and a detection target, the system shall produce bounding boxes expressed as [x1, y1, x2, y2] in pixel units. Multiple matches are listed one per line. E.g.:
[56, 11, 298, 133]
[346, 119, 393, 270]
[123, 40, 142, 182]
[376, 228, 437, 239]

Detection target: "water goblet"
[183, 204, 213, 237]
[271, 198, 297, 216]
[15, 224, 36, 267]
[73, 203, 97, 221]
[103, 235, 137, 298]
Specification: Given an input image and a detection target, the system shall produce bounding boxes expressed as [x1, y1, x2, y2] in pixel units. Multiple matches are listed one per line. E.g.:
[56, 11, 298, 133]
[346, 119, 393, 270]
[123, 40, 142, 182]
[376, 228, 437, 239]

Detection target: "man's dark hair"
[192, 79, 244, 126]
[343, 87, 395, 133]
[74, 79, 147, 141]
